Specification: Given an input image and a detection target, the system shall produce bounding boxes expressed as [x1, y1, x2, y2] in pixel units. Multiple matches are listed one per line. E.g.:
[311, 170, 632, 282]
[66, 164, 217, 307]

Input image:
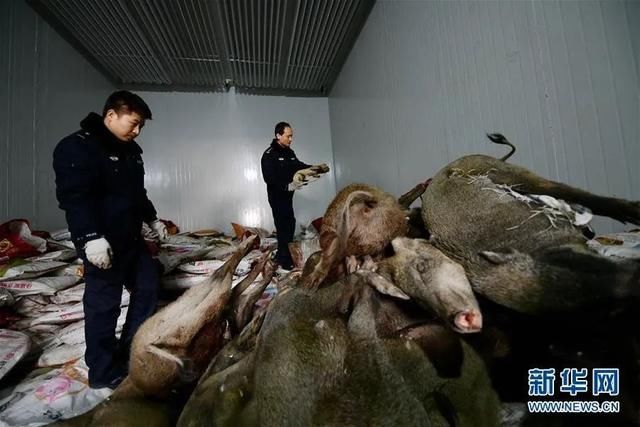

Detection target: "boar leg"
[398, 180, 429, 209]
[487, 163, 640, 225]
[477, 244, 640, 313]
[231, 251, 271, 301]
[298, 231, 341, 290]
[128, 237, 255, 396]
[232, 260, 276, 332]
[139, 237, 254, 349]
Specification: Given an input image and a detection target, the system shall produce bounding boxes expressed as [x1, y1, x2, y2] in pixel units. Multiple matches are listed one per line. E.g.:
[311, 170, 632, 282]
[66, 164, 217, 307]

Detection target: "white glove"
[84, 238, 112, 269]
[291, 170, 313, 187]
[295, 165, 327, 182]
[287, 181, 305, 192]
[149, 219, 168, 241]
[310, 163, 330, 174]
[303, 174, 320, 183]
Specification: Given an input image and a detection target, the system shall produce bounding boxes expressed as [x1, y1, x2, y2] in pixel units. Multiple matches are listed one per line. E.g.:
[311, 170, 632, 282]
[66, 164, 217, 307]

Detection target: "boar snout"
[452, 309, 483, 334]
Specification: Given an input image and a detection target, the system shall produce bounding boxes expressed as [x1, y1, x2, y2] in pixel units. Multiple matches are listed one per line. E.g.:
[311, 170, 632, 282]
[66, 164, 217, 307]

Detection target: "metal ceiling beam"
[322, 0, 375, 95]
[122, 82, 326, 97]
[131, 0, 187, 84]
[27, 0, 376, 95]
[26, 0, 118, 85]
[276, 0, 300, 90]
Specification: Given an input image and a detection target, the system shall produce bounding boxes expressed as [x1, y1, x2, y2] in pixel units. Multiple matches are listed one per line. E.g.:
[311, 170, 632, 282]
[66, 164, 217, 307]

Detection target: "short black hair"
[274, 121, 291, 137]
[102, 90, 152, 120]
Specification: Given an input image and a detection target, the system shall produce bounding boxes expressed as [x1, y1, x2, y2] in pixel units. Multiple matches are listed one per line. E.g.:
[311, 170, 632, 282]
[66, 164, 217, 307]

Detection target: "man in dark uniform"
[261, 121, 318, 270]
[53, 91, 167, 389]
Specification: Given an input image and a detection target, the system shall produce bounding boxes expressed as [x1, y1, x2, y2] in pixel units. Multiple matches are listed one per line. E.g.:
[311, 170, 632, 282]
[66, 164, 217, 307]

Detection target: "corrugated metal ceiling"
[28, 0, 375, 95]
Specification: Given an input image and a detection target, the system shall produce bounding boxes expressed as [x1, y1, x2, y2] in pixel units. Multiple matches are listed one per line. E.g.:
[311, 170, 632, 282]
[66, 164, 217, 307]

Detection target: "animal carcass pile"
[176, 134, 640, 427]
[5, 133, 639, 427]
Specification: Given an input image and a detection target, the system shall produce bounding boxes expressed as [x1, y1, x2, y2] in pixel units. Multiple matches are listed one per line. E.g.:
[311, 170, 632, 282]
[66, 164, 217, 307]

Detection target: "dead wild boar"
[311, 286, 437, 427]
[298, 183, 408, 290]
[382, 326, 501, 427]
[255, 281, 499, 427]
[174, 263, 500, 427]
[128, 236, 256, 397]
[302, 235, 481, 334]
[422, 134, 640, 314]
[377, 237, 483, 333]
[253, 277, 358, 427]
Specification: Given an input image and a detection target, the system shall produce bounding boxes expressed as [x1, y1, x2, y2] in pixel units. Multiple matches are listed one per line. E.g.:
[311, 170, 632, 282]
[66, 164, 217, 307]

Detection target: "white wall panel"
[0, 0, 114, 229]
[0, 1, 333, 236]
[329, 0, 639, 233]
[629, 0, 640, 82]
[137, 91, 334, 234]
[327, 5, 400, 194]
[0, 4, 9, 223]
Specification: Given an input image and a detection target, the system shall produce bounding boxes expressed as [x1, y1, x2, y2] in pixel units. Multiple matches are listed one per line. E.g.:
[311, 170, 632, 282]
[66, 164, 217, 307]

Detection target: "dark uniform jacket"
[53, 113, 157, 254]
[261, 139, 311, 201]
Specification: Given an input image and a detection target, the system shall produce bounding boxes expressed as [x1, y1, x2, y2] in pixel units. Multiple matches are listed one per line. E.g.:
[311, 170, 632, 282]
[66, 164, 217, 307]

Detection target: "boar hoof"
[360, 255, 378, 272]
[346, 255, 358, 273]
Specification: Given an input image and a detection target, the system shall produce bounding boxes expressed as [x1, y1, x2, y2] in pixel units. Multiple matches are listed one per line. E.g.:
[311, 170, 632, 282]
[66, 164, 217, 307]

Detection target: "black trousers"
[82, 241, 159, 386]
[268, 193, 296, 267]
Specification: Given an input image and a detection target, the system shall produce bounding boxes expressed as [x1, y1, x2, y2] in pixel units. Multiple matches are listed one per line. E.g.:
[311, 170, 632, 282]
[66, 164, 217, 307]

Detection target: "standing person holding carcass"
[53, 91, 167, 389]
[261, 121, 329, 270]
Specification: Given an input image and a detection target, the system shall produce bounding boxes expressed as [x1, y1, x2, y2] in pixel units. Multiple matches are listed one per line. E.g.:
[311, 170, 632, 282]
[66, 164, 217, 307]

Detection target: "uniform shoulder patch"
[74, 131, 91, 141]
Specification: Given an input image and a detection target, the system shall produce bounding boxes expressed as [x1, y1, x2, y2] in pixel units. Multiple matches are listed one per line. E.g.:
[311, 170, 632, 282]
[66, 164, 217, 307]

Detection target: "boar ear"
[361, 271, 410, 300]
[479, 249, 520, 264]
[337, 190, 376, 241]
[347, 191, 376, 209]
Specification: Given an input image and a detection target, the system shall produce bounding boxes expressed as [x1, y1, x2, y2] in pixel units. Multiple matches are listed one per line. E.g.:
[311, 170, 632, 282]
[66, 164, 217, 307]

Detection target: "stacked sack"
[0, 219, 298, 426]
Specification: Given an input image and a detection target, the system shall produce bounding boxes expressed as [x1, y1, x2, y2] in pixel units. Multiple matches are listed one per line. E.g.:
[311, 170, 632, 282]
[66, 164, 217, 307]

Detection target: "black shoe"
[89, 374, 124, 390]
[277, 260, 294, 271]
